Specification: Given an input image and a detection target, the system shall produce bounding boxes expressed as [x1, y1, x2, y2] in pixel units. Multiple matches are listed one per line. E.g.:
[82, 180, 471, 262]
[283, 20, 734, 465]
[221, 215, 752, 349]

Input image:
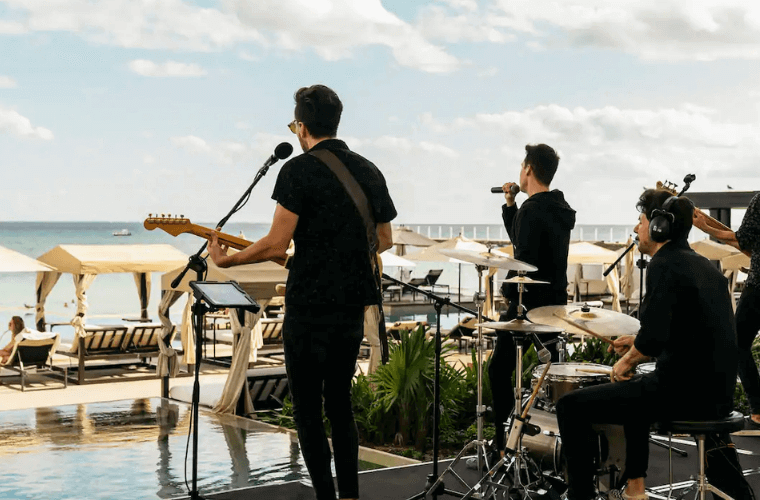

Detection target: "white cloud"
[128, 59, 207, 77]
[0, 76, 18, 88]
[171, 135, 211, 153]
[3, 0, 460, 73]
[418, 0, 760, 61]
[143, 155, 156, 165]
[0, 106, 54, 140]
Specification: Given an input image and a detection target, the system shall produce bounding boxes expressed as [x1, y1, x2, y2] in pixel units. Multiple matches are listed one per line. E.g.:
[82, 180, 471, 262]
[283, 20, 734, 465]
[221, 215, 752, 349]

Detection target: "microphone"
[491, 185, 520, 195]
[263, 142, 294, 168]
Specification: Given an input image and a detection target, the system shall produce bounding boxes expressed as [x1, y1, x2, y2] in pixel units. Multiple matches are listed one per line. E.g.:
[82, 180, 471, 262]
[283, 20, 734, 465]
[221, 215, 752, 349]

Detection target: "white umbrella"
[405, 235, 490, 302]
[0, 245, 56, 273]
[392, 226, 436, 256]
[379, 251, 417, 268]
[691, 239, 739, 262]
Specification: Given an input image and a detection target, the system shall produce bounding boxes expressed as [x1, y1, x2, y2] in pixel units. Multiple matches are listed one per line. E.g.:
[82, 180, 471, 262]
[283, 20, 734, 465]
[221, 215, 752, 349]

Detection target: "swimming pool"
[0, 398, 312, 499]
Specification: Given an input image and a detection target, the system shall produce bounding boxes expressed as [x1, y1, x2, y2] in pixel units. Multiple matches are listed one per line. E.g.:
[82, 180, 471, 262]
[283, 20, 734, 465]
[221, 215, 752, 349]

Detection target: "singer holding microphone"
[208, 84, 397, 500]
[488, 144, 576, 459]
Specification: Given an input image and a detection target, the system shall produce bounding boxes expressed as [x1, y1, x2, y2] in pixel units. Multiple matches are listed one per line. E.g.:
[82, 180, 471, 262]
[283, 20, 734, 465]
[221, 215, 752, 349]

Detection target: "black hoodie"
[501, 189, 576, 306]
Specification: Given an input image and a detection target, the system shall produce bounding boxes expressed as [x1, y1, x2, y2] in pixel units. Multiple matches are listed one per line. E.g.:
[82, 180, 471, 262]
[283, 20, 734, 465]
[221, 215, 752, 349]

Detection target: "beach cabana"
[34, 244, 188, 376]
[567, 242, 623, 312]
[391, 226, 436, 256]
[161, 256, 288, 415]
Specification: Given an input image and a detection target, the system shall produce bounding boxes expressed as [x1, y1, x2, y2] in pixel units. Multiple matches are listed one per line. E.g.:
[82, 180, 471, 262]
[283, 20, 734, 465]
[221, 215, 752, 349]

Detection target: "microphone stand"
[170, 156, 278, 500]
[171, 158, 277, 290]
[381, 274, 492, 500]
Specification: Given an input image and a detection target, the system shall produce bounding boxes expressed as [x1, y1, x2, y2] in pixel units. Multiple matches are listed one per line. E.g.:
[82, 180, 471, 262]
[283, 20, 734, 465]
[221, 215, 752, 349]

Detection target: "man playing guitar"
[208, 84, 396, 500]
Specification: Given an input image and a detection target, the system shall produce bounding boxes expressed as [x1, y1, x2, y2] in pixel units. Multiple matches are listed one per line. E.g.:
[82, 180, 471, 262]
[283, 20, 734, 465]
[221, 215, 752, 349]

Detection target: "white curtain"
[180, 294, 195, 365]
[34, 271, 62, 331]
[572, 264, 583, 303]
[71, 274, 97, 338]
[605, 267, 622, 313]
[133, 272, 152, 320]
[213, 301, 269, 415]
[157, 290, 184, 378]
[364, 305, 381, 374]
[482, 267, 498, 320]
[620, 237, 636, 301]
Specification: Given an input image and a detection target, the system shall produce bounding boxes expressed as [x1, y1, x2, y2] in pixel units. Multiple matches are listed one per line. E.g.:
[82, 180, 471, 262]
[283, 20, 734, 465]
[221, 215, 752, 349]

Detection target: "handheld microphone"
[263, 142, 294, 168]
[491, 185, 520, 195]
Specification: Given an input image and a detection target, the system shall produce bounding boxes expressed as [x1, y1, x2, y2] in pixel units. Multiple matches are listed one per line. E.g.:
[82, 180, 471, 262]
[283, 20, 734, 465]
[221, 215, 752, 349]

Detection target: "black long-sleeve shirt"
[634, 239, 738, 416]
[501, 190, 576, 307]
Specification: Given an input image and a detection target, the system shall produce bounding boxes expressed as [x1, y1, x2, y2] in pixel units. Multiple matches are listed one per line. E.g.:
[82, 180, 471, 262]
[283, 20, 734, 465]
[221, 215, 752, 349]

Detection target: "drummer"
[556, 189, 752, 500]
[490, 144, 576, 457]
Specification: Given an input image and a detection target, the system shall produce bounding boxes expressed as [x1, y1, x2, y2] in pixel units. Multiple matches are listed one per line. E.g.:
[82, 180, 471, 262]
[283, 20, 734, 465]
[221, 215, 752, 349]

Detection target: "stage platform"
[195, 434, 760, 500]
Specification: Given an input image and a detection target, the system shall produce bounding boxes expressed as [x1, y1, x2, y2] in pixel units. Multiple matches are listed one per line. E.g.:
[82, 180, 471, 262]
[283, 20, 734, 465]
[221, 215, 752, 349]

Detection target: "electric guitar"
[656, 180, 751, 258]
[143, 215, 384, 273]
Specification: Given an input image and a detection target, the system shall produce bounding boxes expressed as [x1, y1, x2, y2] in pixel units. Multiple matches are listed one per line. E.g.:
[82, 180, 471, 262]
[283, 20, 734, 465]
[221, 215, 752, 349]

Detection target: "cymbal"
[526, 304, 640, 338]
[500, 276, 549, 285]
[475, 319, 560, 334]
[439, 249, 537, 272]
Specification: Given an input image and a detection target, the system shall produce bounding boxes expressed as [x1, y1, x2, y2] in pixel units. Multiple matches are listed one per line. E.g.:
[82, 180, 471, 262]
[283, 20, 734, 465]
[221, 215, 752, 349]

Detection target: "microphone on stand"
[491, 184, 520, 195]
[263, 142, 294, 168]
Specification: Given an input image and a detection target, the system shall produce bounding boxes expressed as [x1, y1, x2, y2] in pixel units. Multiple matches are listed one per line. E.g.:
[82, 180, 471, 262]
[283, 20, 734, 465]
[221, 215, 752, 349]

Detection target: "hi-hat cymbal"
[475, 319, 560, 334]
[439, 249, 537, 272]
[500, 276, 549, 285]
[526, 304, 640, 338]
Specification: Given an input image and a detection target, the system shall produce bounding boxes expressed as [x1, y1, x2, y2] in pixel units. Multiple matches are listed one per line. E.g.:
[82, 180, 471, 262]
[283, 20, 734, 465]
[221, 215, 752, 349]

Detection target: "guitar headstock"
[143, 214, 193, 236]
[655, 180, 678, 196]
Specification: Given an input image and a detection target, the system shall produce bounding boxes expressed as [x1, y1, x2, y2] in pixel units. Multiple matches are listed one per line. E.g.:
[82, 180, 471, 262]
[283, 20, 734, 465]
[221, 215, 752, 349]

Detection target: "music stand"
[187, 280, 260, 499]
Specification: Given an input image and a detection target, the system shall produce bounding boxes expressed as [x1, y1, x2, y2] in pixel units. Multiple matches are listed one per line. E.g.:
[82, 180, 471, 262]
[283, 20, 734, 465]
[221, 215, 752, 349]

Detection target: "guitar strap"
[309, 149, 390, 364]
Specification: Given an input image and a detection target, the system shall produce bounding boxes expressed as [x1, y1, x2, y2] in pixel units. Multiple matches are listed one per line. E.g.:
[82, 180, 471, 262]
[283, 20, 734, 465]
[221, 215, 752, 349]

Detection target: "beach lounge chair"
[1, 332, 67, 391]
[57, 324, 173, 385]
[406, 269, 448, 299]
[247, 366, 289, 411]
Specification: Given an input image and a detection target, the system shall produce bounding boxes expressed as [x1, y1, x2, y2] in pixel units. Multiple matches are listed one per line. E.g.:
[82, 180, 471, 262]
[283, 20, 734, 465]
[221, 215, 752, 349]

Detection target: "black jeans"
[556, 374, 751, 500]
[283, 304, 364, 500]
[736, 285, 760, 413]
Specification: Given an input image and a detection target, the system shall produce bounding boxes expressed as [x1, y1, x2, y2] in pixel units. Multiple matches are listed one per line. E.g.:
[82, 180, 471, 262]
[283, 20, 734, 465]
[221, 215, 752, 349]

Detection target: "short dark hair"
[524, 144, 559, 186]
[294, 85, 343, 138]
[636, 189, 694, 242]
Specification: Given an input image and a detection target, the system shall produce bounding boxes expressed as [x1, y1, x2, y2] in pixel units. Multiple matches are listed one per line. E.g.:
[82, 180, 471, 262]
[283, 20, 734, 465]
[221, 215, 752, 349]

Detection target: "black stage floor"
[197, 434, 760, 500]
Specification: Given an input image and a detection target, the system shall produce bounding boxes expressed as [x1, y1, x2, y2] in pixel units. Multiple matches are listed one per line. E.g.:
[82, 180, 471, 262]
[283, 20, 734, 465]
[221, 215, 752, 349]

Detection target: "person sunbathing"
[0, 316, 30, 364]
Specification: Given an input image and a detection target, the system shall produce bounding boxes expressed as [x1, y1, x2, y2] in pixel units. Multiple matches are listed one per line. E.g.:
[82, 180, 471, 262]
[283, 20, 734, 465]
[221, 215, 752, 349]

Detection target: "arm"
[208, 204, 298, 268]
[693, 211, 741, 249]
[612, 342, 650, 381]
[377, 222, 393, 253]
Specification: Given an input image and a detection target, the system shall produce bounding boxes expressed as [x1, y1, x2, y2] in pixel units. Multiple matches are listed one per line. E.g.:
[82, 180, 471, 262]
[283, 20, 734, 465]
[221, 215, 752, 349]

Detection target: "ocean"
[0, 221, 635, 342]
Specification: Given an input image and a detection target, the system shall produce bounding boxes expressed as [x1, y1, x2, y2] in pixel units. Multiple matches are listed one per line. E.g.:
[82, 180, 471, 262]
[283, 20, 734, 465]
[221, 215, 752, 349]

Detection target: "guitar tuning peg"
[148, 213, 152, 218]
[161, 213, 165, 218]
[180, 214, 184, 218]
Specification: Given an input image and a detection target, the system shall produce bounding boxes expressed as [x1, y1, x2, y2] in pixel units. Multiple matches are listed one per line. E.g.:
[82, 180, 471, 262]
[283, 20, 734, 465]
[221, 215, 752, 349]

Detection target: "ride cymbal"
[475, 319, 560, 334]
[526, 304, 640, 338]
[500, 276, 549, 285]
[439, 249, 537, 272]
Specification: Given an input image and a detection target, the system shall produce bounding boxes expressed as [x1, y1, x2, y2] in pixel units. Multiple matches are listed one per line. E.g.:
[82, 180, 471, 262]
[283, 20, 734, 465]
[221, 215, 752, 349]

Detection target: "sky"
[1, 0, 759, 225]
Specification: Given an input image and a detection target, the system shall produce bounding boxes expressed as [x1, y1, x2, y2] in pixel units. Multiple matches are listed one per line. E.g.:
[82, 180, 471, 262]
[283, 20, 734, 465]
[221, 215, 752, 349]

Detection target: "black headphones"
[649, 195, 678, 243]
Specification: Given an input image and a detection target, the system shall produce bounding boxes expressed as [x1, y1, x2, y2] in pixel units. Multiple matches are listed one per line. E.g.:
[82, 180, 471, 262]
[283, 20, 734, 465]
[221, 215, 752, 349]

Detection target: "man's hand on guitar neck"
[207, 232, 232, 268]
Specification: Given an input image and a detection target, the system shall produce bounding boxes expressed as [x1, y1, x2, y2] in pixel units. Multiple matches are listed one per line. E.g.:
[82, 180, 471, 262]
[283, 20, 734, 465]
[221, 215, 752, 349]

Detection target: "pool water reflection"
[0, 398, 311, 499]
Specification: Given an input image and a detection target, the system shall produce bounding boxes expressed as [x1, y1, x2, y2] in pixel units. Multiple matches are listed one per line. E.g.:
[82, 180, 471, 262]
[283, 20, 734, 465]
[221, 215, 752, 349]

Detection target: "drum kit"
[417, 248, 641, 499]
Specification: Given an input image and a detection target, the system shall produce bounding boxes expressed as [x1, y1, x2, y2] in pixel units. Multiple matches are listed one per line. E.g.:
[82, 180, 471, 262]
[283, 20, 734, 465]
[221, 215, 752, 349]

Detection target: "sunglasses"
[288, 120, 298, 134]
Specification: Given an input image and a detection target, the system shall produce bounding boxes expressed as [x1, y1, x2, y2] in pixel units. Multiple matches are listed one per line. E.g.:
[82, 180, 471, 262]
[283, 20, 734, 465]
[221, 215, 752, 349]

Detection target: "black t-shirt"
[272, 139, 397, 307]
[634, 239, 738, 416]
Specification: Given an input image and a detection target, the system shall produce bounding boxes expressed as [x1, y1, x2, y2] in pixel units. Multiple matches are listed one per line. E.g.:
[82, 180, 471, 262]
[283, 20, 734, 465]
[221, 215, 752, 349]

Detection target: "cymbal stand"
[415, 264, 493, 499]
[381, 274, 485, 500]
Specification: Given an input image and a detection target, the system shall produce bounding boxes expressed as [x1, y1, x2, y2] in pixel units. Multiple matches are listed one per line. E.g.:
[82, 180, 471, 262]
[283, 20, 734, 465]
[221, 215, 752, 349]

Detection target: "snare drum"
[532, 362, 611, 405]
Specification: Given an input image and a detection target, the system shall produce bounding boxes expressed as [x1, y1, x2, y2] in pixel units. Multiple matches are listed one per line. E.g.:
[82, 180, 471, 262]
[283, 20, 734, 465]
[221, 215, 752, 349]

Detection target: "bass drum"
[515, 406, 626, 486]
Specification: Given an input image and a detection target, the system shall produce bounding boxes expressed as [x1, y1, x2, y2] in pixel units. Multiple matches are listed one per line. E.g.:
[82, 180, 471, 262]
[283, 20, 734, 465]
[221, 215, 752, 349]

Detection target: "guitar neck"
[143, 218, 252, 250]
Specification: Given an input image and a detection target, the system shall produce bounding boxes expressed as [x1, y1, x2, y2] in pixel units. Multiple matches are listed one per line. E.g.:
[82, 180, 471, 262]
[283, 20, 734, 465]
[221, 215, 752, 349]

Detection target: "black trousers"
[736, 285, 760, 413]
[556, 374, 752, 500]
[283, 304, 365, 500]
[488, 299, 561, 452]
